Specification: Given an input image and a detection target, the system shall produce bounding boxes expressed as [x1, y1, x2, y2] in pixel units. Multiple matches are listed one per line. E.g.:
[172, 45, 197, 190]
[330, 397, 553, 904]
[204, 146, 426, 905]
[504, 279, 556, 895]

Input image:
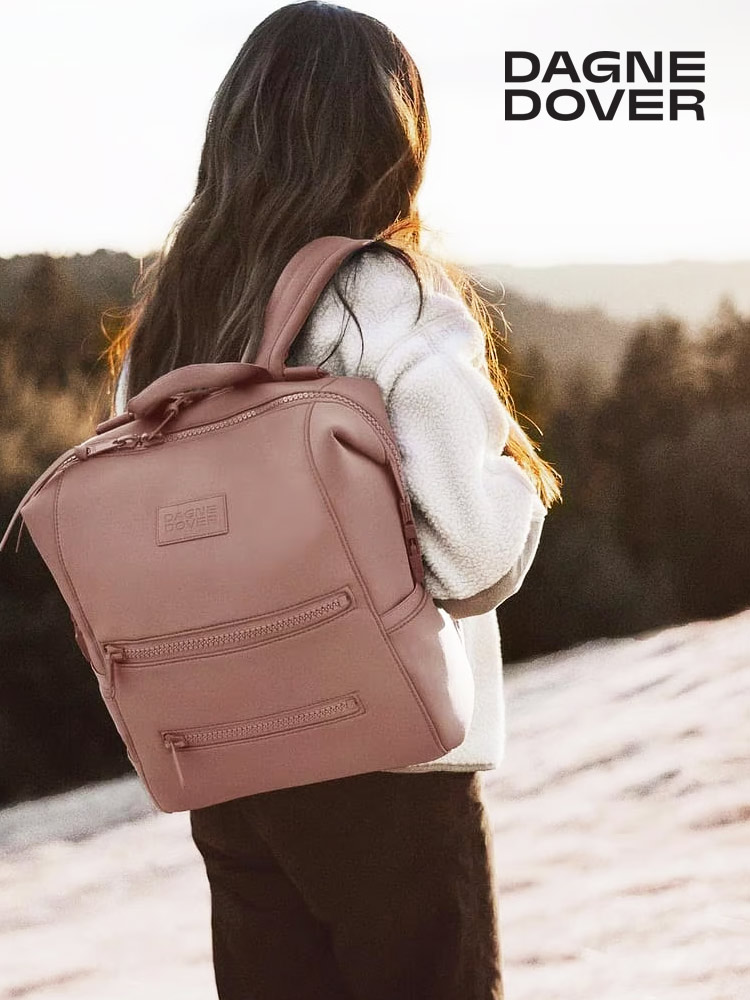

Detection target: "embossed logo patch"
[157, 494, 228, 545]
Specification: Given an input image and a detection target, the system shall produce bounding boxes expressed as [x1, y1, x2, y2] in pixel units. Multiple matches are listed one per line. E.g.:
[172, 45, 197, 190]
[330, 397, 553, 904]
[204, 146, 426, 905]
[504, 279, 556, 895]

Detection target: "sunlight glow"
[0, 0, 747, 265]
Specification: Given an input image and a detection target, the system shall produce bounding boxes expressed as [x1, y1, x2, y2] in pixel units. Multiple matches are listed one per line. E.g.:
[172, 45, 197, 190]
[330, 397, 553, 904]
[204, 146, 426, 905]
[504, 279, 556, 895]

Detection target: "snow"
[2, 608, 749, 999]
[489, 609, 750, 1000]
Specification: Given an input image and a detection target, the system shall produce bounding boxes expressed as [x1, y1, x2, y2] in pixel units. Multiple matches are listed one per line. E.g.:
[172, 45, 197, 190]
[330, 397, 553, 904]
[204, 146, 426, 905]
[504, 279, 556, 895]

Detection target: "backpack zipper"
[161, 692, 365, 788]
[158, 390, 402, 470]
[102, 588, 353, 696]
[0, 390, 416, 561]
[1, 388, 421, 636]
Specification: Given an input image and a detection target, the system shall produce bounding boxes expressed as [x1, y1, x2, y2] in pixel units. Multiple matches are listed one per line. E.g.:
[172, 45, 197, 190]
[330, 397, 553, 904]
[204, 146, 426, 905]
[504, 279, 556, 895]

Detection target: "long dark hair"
[104, 1, 561, 507]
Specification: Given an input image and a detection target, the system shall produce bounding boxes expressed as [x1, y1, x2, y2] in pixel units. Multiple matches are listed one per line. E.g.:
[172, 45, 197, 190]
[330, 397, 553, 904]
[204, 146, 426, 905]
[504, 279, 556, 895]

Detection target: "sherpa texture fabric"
[113, 248, 547, 772]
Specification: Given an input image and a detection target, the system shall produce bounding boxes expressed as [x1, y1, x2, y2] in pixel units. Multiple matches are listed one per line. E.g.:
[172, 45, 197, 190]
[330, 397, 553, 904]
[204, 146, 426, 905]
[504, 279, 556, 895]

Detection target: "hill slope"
[473, 259, 750, 329]
[1, 608, 748, 999]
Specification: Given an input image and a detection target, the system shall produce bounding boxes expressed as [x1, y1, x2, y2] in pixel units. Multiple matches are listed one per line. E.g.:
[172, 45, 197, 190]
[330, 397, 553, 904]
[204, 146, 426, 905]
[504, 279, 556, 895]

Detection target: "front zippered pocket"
[161, 692, 366, 788]
[101, 586, 354, 695]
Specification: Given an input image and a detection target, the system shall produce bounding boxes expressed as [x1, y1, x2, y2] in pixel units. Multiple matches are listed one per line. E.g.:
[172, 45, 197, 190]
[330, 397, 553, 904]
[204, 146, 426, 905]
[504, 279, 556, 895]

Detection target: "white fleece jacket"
[114, 250, 547, 773]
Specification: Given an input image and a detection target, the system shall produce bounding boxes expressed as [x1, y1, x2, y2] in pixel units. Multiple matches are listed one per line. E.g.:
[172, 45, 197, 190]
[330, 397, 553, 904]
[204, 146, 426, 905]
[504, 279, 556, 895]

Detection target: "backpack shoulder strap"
[244, 236, 374, 376]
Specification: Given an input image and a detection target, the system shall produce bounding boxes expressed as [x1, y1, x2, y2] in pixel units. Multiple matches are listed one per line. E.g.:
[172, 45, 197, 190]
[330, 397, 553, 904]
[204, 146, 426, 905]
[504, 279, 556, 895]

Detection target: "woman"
[109, 3, 562, 998]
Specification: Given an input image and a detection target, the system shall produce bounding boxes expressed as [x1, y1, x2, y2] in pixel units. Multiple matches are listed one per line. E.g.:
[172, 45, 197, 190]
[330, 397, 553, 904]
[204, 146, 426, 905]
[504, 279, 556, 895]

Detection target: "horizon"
[3, 247, 750, 270]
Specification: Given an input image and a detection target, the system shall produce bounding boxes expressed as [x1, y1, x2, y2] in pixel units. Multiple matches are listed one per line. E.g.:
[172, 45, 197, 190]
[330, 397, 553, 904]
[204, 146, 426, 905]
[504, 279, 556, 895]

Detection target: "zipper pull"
[400, 515, 424, 586]
[163, 733, 187, 788]
[102, 644, 124, 699]
[73, 435, 142, 460]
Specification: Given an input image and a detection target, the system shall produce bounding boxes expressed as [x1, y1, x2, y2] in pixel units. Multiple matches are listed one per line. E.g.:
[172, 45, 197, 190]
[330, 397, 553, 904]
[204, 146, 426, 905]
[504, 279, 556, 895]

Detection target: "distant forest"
[1, 249, 748, 807]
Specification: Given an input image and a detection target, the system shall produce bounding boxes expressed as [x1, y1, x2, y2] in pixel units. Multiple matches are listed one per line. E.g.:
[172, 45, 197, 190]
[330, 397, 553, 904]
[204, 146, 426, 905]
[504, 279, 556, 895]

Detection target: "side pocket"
[380, 580, 426, 632]
[382, 593, 475, 753]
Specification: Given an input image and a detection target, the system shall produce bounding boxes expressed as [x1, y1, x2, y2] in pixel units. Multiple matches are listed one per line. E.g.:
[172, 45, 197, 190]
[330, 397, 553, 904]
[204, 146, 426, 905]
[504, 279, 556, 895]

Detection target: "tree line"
[0, 251, 747, 805]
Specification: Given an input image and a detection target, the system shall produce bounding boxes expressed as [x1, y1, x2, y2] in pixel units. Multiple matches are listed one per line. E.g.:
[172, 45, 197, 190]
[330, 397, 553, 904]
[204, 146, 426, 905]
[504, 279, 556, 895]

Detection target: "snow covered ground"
[489, 609, 750, 1000]
[1, 608, 748, 999]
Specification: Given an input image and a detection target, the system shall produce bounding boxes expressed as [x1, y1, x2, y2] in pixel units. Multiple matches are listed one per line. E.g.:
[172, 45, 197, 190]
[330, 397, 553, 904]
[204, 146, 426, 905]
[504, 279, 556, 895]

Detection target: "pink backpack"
[0, 236, 474, 812]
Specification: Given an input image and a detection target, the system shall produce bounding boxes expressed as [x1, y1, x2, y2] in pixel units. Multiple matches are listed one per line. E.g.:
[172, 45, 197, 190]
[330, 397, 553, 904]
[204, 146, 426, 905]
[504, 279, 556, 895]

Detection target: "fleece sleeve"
[378, 308, 547, 608]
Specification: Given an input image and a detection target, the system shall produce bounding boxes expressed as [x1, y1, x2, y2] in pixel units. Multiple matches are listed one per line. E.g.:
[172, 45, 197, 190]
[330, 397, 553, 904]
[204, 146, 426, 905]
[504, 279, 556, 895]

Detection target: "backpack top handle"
[92, 237, 374, 435]
[246, 236, 375, 375]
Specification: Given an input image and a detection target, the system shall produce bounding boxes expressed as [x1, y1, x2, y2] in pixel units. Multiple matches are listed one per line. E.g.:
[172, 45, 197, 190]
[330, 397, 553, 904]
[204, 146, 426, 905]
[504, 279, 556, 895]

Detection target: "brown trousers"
[189, 769, 504, 1000]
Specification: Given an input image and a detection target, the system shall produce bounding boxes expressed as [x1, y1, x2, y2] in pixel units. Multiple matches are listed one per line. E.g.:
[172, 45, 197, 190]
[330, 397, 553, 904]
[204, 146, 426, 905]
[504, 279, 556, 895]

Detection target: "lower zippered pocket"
[162, 692, 366, 787]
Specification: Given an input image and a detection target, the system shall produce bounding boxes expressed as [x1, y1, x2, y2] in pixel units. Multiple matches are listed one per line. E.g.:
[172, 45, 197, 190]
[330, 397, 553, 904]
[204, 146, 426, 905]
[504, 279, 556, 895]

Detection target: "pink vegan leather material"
[0, 236, 475, 813]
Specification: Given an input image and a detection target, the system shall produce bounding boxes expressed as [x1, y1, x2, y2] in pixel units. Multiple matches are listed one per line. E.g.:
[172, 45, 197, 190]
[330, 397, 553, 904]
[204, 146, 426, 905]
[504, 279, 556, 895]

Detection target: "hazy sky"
[1, 0, 748, 265]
